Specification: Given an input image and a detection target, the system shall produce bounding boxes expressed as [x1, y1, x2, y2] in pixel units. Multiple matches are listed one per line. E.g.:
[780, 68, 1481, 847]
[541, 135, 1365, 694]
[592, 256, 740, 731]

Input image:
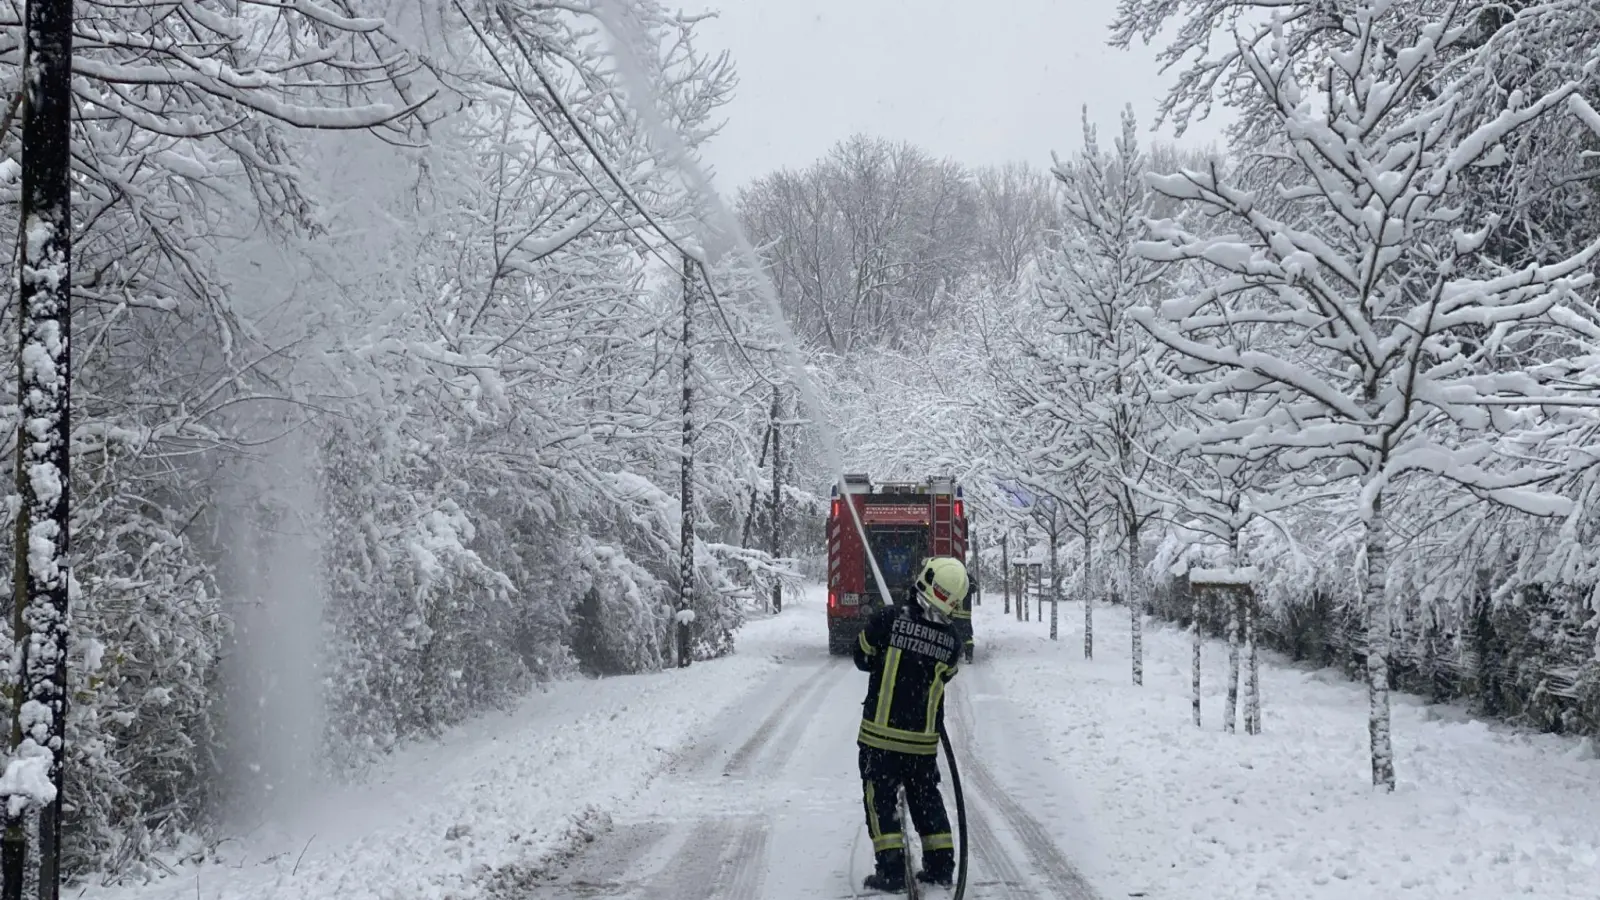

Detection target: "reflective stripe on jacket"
[853, 603, 961, 755]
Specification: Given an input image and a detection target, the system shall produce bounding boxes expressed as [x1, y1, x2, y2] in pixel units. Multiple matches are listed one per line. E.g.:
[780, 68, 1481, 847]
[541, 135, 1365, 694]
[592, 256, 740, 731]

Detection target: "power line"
[449, 0, 783, 386]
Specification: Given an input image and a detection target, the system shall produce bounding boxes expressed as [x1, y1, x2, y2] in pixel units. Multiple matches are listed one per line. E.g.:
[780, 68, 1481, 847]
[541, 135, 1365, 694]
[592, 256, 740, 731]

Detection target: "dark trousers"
[858, 745, 955, 873]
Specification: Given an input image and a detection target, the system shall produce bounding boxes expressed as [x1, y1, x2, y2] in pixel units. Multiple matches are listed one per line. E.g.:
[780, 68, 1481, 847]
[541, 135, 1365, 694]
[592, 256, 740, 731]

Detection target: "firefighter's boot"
[862, 849, 907, 893]
[917, 848, 955, 886]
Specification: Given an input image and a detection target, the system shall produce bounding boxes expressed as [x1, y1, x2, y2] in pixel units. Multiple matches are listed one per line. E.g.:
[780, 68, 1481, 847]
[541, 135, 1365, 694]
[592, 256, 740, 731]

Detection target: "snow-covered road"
[85, 583, 1598, 900]
[510, 587, 1100, 899]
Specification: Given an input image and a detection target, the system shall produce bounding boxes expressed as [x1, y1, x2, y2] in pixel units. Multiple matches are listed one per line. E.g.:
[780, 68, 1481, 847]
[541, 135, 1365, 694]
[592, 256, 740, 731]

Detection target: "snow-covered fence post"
[5, 0, 73, 895]
[1128, 6, 1600, 789]
[677, 253, 698, 668]
[769, 386, 783, 613]
[1193, 568, 1258, 734]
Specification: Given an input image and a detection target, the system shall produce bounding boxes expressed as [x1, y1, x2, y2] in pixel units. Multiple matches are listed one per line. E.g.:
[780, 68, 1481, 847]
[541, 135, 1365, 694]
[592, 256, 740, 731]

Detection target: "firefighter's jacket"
[951, 592, 973, 644]
[853, 603, 961, 755]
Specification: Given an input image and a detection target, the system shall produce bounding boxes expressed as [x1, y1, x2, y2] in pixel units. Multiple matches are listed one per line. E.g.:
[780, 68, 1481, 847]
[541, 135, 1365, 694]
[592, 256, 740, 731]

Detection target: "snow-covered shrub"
[61, 481, 226, 877]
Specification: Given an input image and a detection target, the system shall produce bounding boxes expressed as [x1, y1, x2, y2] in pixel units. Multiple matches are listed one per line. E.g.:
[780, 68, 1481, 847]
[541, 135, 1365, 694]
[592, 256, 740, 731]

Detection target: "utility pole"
[768, 387, 782, 613]
[8, 2, 74, 897]
[677, 254, 697, 668]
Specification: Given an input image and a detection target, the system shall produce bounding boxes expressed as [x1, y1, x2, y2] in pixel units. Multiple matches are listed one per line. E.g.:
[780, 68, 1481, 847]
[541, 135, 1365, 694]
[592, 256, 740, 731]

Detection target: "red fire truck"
[826, 473, 971, 657]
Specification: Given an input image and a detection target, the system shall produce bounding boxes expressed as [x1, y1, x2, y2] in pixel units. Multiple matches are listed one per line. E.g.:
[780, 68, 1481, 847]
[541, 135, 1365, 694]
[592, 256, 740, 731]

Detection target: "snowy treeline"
[746, 1, 1600, 790]
[0, 1, 800, 877]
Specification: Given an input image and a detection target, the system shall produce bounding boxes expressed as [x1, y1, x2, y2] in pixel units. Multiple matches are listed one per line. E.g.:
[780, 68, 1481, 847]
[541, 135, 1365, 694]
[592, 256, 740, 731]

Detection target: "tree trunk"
[1244, 593, 1261, 735]
[1018, 564, 1026, 622]
[1365, 490, 1395, 790]
[1224, 592, 1240, 733]
[1001, 535, 1010, 614]
[1021, 564, 1028, 621]
[1035, 565, 1043, 622]
[1192, 586, 1202, 728]
[1129, 520, 1143, 687]
[9, 3, 74, 896]
[768, 387, 782, 613]
[677, 255, 697, 668]
[1084, 537, 1094, 660]
[1049, 527, 1059, 641]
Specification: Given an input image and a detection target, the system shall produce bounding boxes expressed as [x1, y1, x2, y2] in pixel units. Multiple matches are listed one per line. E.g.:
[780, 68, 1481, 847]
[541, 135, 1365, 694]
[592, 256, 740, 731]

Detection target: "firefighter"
[953, 570, 975, 663]
[853, 556, 967, 892]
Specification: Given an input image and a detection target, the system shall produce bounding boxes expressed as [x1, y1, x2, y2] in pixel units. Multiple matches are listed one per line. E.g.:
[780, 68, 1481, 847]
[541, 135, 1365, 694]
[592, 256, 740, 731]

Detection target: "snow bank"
[81, 600, 813, 900]
[978, 600, 1600, 899]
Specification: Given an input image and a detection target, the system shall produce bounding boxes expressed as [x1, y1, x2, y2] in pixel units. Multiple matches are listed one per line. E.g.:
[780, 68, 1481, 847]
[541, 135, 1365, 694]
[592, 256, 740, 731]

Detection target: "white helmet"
[913, 557, 968, 623]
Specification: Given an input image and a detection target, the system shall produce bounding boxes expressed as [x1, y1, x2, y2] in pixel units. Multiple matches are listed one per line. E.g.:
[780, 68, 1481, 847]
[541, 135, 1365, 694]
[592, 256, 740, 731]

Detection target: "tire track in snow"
[608, 815, 769, 899]
[743, 659, 848, 775]
[504, 820, 671, 898]
[518, 655, 848, 898]
[711, 817, 770, 899]
[961, 798, 1035, 900]
[533, 660, 832, 897]
[625, 819, 738, 899]
[950, 675, 1101, 900]
[716, 659, 837, 774]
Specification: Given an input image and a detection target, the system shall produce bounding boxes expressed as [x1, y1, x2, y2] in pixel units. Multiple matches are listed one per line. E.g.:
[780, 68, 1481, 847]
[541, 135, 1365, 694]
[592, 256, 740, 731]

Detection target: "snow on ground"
[82, 592, 817, 900]
[975, 597, 1600, 900]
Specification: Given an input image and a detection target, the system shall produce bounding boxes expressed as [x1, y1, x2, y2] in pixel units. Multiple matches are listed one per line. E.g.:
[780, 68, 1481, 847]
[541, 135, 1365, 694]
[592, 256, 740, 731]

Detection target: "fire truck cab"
[826, 473, 972, 658]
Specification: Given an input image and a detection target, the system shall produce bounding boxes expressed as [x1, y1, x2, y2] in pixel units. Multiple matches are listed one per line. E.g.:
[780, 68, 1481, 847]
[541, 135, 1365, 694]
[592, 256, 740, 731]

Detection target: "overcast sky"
[690, 0, 1235, 193]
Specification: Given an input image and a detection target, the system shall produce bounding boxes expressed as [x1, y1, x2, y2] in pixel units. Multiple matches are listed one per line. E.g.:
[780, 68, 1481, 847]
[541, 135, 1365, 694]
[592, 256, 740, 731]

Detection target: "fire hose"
[941, 721, 970, 900]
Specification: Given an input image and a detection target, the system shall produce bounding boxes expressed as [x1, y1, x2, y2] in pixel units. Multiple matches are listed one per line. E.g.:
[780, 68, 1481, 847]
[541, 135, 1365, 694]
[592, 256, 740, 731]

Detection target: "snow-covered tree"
[0, 0, 790, 876]
[1025, 106, 1175, 677]
[0, 0, 435, 873]
[973, 161, 1059, 286]
[737, 136, 981, 355]
[1129, 5, 1600, 789]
